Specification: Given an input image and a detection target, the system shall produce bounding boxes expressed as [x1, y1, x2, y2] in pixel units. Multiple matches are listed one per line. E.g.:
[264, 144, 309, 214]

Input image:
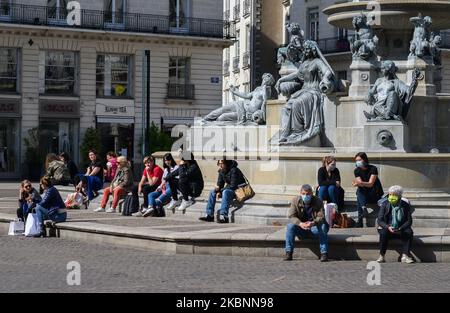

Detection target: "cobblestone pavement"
[1, 235, 449, 293]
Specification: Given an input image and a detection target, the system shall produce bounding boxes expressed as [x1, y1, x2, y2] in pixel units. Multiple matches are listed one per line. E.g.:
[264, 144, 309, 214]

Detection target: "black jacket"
[377, 199, 413, 231]
[166, 160, 204, 189]
[317, 166, 341, 186]
[217, 161, 246, 191]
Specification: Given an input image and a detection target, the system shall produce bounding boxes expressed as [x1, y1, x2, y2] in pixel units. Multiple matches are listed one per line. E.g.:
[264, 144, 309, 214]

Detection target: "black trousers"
[167, 177, 202, 201]
[132, 184, 158, 208]
[378, 228, 413, 255]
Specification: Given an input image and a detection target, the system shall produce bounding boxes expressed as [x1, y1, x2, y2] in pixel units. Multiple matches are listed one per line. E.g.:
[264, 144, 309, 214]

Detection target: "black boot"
[284, 251, 293, 261]
[355, 217, 364, 228]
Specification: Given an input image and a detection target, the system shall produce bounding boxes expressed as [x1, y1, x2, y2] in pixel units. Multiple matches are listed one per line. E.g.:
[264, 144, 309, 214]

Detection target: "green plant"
[23, 127, 44, 165]
[146, 122, 175, 155]
[80, 127, 102, 167]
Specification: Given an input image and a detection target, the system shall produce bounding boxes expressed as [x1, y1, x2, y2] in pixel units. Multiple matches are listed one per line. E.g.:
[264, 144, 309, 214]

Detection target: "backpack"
[122, 195, 139, 216]
[333, 212, 355, 228]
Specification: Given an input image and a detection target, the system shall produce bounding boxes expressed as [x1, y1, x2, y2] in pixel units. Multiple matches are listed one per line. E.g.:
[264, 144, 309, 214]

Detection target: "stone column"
[348, 59, 379, 98]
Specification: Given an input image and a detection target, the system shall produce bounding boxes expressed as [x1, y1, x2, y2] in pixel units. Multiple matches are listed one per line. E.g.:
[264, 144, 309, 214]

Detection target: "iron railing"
[243, 0, 251, 18]
[0, 3, 234, 39]
[242, 51, 250, 69]
[167, 83, 195, 99]
[232, 56, 240, 72]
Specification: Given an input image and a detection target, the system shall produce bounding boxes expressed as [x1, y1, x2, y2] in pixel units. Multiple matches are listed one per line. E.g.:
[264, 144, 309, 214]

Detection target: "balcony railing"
[167, 83, 195, 99]
[243, 0, 251, 18]
[233, 4, 240, 22]
[242, 51, 250, 69]
[0, 3, 234, 39]
[223, 60, 230, 75]
[317, 36, 352, 55]
[232, 56, 240, 72]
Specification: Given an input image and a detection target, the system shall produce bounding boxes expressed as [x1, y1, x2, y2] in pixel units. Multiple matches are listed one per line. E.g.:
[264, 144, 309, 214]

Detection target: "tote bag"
[8, 220, 25, 236]
[24, 213, 41, 237]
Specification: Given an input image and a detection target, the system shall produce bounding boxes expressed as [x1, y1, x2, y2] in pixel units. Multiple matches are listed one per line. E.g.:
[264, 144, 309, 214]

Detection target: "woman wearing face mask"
[376, 185, 414, 264]
[317, 156, 343, 210]
[352, 152, 384, 228]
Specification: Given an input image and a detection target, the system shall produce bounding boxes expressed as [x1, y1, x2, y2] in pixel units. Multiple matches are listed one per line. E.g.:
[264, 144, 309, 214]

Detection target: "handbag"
[24, 213, 41, 237]
[234, 175, 255, 203]
[8, 220, 25, 236]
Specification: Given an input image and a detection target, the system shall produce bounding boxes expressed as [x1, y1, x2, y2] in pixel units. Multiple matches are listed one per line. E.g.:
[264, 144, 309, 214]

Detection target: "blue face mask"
[302, 195, 312, 203]
[356, 161, 365, 168]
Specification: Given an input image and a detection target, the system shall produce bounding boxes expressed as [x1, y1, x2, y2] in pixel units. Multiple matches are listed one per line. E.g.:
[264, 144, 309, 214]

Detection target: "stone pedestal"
[364, 121, 409, 153]
[348, 59, 379, 97]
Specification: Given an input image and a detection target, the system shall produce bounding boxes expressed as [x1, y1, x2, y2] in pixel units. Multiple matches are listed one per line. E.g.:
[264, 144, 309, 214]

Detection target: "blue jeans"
[148, 186, 173, 209]
[205, 189, 235, 218]
[285, 223, 329, 254]
[35, 205, 67, 226]
[318, 185, 338, 204]
[356, 187, 378, 219]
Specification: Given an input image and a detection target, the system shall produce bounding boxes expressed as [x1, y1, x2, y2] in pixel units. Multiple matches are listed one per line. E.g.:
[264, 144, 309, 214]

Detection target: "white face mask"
[327, 163, 336, 171]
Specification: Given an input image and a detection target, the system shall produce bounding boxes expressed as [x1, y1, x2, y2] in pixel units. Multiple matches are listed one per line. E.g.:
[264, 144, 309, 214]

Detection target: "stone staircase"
[56, 184, 450, 228]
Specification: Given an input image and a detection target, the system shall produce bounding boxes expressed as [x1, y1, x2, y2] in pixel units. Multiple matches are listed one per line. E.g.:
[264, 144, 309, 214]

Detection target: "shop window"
[0, 118, 20, 173]
[96, 54, 132, 98]
[39, 120, 79, 163]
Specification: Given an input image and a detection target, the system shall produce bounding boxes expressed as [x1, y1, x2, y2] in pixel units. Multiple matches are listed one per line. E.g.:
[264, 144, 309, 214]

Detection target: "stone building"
[0, 0, 232, 179]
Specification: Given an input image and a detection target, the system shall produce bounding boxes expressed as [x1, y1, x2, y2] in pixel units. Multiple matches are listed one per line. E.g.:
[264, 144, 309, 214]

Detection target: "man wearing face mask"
[284, 184, 329, 262]
[352, 152, 384, 227]
[376, 185, 414, 264]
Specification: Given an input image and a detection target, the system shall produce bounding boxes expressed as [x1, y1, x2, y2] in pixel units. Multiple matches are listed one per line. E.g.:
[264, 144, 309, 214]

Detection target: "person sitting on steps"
[199, 159, 247, 224]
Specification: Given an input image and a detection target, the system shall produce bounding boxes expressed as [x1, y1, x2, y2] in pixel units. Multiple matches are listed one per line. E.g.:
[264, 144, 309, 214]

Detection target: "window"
[170, 0, 189, 29]
[235, 30, 240, 57]
[308, 7, 319, 41]
[169, 57, 190, 84]
[0, 0, 12, 18]
[41, 51, 77, 95]
[48, 0, 68, 21]
[96, 54, 132, 98]
[104, 0, 125, 24]
[0, 48, 18, 93]
[245, 24, 251, 52]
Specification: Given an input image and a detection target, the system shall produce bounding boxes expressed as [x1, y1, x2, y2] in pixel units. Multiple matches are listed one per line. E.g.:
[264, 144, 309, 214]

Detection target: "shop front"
[0, 97, 21, 178]
[39, 99, 80, 164]
[96, 99, 135, 160]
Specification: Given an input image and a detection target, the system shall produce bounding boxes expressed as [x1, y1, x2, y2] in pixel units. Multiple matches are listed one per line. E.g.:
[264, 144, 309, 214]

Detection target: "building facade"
[0, 0, 232, 179]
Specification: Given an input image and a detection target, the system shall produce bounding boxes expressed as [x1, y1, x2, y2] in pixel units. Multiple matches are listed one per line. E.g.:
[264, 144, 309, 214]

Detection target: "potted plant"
[23, 127, 43, 181]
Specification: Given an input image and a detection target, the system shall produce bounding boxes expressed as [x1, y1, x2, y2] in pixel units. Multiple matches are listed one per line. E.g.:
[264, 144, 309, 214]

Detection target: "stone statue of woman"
[272, 40, 336, 145]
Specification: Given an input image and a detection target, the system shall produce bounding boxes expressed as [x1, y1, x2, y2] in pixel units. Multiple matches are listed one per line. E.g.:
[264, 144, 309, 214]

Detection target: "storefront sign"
[96, 99, 135, 121]
[104, 105, 128, 114]
[40, 100, 80, 118]
[0, 99, 20, 116]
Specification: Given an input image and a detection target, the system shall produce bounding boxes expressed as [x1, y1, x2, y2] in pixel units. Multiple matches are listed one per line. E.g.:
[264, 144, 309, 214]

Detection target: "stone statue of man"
[202, 73, 275, 125]
[364, 61, 421, 122]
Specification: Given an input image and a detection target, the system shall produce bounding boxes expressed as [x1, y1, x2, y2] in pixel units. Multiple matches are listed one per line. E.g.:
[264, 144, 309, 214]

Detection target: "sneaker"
[94, 207, 105, 213]
[320, 253, 328, 262]
[376, 255, 386, 263]
[401, 254, 415, 264]
[105, 207, 116, 213]
[284, 251, 293, 261]
[167, 199, 182, 212]
[178, 199, 194, 211]
[199, 215, 214, 222]
[217, 215, 229, 224]
[132, 211, 144, 217]
[143, 208, 155, 217]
